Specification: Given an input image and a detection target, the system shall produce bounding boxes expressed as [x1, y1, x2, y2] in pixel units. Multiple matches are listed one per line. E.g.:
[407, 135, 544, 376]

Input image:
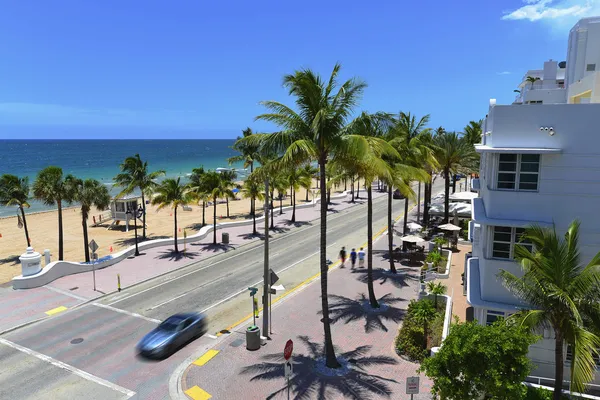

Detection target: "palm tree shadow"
[352, 268, 418, 289]
[237, 232, 269, 241]
[240, 335, 398, 400]
[0, 255, 20, 266]
[269, 226, 289, 234]
[114, 236, 169, 247]
[155, 250, 200, 261]
[191, 243, 235, 252]
[283, 220, 311, 228]
[320, 293, 407, 333]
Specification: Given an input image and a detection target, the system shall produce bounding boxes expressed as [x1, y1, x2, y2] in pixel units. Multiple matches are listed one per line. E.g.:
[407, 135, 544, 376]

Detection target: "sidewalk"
[181, 241, 433, 399]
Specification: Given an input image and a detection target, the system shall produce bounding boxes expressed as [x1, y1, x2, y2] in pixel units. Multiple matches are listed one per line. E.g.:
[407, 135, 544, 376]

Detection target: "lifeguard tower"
[108, 194, 143, 231]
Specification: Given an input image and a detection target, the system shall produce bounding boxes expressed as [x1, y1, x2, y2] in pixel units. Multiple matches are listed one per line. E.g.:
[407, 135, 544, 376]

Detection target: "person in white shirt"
[358, 247, 366, 268]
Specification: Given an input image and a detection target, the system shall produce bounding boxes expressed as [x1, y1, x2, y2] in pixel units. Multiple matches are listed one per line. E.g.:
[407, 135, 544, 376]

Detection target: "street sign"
[272, 284, 285, 292]
[269, 269, 279, 285]
[248, 287, 258, 297]
[269, 288, 277, 295]
[91, 252, 98, 260]
[284, 339, 293, 360]
[89, 239, 99, 253]
[284, 360, 293, 377]
[406, 376, 420, 394]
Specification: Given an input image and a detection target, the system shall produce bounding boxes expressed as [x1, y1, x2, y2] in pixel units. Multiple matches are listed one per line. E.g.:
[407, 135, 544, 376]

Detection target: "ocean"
[0, 139, 247, 217]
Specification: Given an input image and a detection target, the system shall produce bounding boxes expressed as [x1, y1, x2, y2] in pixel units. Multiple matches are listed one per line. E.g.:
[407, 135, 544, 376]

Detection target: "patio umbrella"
[232, 188, 239, 194]
[401, 235, 425, 243]
[438, 223, 461, 231]
[406, 222, 423, 232]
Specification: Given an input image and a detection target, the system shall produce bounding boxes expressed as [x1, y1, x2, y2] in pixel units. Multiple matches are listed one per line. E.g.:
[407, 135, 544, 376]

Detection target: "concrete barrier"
[12, 190, 351, 289]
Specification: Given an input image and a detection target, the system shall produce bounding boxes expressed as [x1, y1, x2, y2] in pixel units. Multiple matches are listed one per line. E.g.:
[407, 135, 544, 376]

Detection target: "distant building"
[108, 194, 141, 231]
[468, 16, 600, 388]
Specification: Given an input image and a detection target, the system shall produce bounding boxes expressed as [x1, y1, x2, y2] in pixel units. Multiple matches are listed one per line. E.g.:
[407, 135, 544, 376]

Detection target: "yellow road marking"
[45, 306, 68, 316]
[215, 202, 419, 336]
[184, 385, 212, 400]
[193, 349, 220, 366]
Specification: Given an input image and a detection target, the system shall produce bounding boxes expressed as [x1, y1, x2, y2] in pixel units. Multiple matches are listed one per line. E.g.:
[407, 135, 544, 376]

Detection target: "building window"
[526, 100, 543, 104]
[587, 63, 596, 72]
[486, 310, 505, 326]
[116, 202, 125, 212]
[566, 345, 600, 368]
[492, 226, 534, 259]
[497, 154, 540, 191]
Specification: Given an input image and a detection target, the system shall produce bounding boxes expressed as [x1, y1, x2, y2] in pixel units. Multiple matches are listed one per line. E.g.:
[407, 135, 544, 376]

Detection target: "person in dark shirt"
[350, 248, 357, 269]
[339, 247, 347, 267]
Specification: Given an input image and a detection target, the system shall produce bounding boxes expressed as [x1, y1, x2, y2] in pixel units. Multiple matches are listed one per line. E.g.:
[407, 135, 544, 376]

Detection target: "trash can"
[222, 232, 229, 244]
[246, 325, 261, 350]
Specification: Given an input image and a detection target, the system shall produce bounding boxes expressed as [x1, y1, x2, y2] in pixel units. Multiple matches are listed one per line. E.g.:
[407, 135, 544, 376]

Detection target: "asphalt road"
[0, 179, 446, 400]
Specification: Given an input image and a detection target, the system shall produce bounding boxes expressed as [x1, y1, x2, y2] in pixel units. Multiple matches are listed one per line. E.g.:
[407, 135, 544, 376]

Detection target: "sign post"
[89, 240, 99, 292]
[284, 339, 293, 400]
[406, 376, 420, 399]
[248, 287, 258, 327]
[269, 269, 279, 335]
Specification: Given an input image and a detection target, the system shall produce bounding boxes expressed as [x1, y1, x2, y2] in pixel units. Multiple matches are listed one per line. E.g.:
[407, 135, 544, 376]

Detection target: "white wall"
[567, 17, 600, 87]
[522, 88, 567, 104]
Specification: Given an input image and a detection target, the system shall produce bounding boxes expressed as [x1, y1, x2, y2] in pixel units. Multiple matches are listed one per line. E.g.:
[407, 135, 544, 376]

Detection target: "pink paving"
[183, 250, 433, 399]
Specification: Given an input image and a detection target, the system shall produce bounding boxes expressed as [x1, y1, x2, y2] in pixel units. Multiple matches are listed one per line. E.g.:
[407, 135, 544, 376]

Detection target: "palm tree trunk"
[174, 206, 179, 252]
[423, 180, 430, 226]
[452, 174, 457, 194]
[279, 197, 283, 215]
[403, 196, 409, 235]
[423, 321, 428, 350]
[356, 179, 360, 199]
[202, 200, 206, 226]
[344, 179, 347, 191]
[444, 167, 450, 223]
[305, 187, 309, 202]
[291, 187, 296, 222]
[367, 186, 379, 308]
[20, 206, 30, 247]
[141, 192, 147, 240]
[213, 199, 217, 244]
[250, 163, 254, 216]
[553, 331, 565, 400]
[82, 209, 90, 263]
[388, 186, 396, 273]
[270, 190, 275, 229]
[319, 158, 340, 369]
[226, 197, 230, 218]
[351, 177, 355, 202]
[58, 199, 64, 261]
[252, 211, 256, 235]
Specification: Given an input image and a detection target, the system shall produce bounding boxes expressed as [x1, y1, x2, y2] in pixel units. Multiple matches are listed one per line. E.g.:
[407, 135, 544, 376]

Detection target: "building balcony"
[466, 257, 524, 312]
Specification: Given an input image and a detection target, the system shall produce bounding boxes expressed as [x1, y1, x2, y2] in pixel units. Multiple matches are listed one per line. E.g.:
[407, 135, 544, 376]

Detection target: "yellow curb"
[45, 306, 68, 316]
[192, 349, 220, 366]
[184, 385, 212, 400]
[215, 202, 420, 337]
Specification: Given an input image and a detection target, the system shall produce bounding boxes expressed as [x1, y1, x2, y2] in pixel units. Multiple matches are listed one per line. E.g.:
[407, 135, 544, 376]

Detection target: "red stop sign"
[284, 339, 293, 360]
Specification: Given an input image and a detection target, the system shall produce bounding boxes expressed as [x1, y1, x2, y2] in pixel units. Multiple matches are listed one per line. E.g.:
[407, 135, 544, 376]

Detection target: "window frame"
[491, 226, 534, 260]
[496, 153, 540, 192]
[587, 63, 596, 72]
[566, 345, 600, 368]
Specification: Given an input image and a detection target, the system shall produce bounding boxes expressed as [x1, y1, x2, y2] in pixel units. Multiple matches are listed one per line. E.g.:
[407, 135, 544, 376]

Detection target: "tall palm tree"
[301, 164, 318, 202]
[498, 220, 600, 399]
[411, 299, 437, 350]
[229, 127, 260, 214]
[463, 119, 483, 146]
[526, 75, 540, 89]
[219, 170, 237, 218]
[66, 177, 111, 262]
[151, 177, 192, 253]
[32, 166, 73, 260]
[0, 174, 32, 247]
[187, 167, 208, 227]
[114, 154, 165, 240]
[284, 166, 311, 222]
[241, 175, 265, 235]
[242, 63, 369, 368]
[433, 132, 477, 223]
[203, 170, 235, 244]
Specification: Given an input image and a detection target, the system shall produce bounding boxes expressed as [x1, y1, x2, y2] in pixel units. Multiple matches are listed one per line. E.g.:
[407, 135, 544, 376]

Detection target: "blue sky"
[1, 0, 599, 139]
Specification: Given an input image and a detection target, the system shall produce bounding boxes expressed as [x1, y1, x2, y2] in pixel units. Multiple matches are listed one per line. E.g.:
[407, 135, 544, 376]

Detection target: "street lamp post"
[126, 206, 142, 256]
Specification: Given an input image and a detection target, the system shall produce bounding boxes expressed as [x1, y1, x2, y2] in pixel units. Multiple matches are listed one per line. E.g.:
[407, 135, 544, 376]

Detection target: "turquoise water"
[0, 139, 247, 217]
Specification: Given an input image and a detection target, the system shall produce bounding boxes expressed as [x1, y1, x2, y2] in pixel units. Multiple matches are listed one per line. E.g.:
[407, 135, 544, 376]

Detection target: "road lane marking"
[104, 195, 389, 306]
[192, 349, 220, 366]
[0, 338, 136, 398]
[206, 334, 217, 339]
[184, 385, 212, 400]
[45, 306, 68, 316]
[44, 285, 89, 301]
[91, 303, 161, 324]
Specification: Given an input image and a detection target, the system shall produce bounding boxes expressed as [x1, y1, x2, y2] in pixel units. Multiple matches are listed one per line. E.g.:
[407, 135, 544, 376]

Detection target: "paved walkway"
[437, 243, 471, 322]
[182, 243, 433, 399]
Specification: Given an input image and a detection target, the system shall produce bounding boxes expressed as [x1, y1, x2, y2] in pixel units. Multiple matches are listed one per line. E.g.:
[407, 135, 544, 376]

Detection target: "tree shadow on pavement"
[154, 250, 200, 261]
[352, 267, 418, 289]
[114, 236, 169, 247]
[237, 232, 269, 241]
[283, 220, 312, 228]
[191, 243, 235, 252]
[240, 335, 398, 400]
[322, 293, 407, 333]
[0, 255, 20, 266]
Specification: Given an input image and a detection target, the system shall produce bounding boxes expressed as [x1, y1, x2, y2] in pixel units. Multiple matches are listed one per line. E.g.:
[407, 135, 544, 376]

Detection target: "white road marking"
[206, 334, 217, 339]
[91, 303, 160, 324]
[44, 285, 89, 302]
[0, 338, 136, 398]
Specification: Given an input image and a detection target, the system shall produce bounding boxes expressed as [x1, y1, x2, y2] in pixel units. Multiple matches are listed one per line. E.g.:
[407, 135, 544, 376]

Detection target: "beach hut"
[108, 194, 141, 232]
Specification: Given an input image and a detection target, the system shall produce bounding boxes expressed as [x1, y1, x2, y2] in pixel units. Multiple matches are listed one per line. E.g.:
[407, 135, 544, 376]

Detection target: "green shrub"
[524, 386, 570, 400]
[395, 299, 445, 362]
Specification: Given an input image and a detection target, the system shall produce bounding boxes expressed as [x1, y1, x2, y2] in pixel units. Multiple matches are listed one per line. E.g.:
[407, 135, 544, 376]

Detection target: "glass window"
[116, 202, 125, 212]
[587, 64, 596, 72]
[492, 226, 534, 259]
[486, 310, 505, 326]
[497, 154, 540, 191]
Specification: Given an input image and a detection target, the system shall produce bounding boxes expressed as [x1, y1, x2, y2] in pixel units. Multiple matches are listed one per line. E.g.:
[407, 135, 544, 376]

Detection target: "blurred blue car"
[137, 313, 207, 358]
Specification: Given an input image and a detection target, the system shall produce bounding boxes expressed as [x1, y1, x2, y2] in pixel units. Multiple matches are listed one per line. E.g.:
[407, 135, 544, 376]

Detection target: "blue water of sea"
[0, 139, 246, 217]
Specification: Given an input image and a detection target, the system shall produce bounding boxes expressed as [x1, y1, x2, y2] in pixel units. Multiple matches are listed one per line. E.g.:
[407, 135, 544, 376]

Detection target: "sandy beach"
[0, 179, 364, 284]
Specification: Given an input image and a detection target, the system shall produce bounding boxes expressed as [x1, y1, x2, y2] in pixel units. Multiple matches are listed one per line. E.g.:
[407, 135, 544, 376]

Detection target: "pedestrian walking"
[358, 247, 365, 268]
[350, 248, 357, 269]
[339, 247, 347, 268]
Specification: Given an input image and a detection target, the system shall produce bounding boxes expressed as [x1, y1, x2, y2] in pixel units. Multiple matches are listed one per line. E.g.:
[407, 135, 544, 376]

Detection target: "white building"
[467, 16, 600, 388]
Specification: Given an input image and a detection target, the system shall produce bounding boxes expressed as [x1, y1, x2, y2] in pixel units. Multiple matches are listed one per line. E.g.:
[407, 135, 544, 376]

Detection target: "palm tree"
[301, 164, 318, 202]
[463, 119, 483, 146]
[66, 177, 111, 262]
[187, 167, 209, 227]
[526, 75, 541, 89]
[433, 132, 477, 223]
[114, 154, 166, 240]
[242, 63, 369, 368]
[241, 175, 265, 235]
[219, 170, 237, 218]
[284, 166, 311, 222]
[411, 300, 437, 350]
[203, 170, 235, 244]
[32, 166, 74, 260]
[426, 281, 447, 309]
[498, 220, 600, 399]
[0, 174, 32, 247]
[151, 177, 192, 253]
[229, 128, 260, 214]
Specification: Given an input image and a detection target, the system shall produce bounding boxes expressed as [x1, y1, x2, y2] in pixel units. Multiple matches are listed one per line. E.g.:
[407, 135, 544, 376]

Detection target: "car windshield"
[159, 317, 185, 332]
